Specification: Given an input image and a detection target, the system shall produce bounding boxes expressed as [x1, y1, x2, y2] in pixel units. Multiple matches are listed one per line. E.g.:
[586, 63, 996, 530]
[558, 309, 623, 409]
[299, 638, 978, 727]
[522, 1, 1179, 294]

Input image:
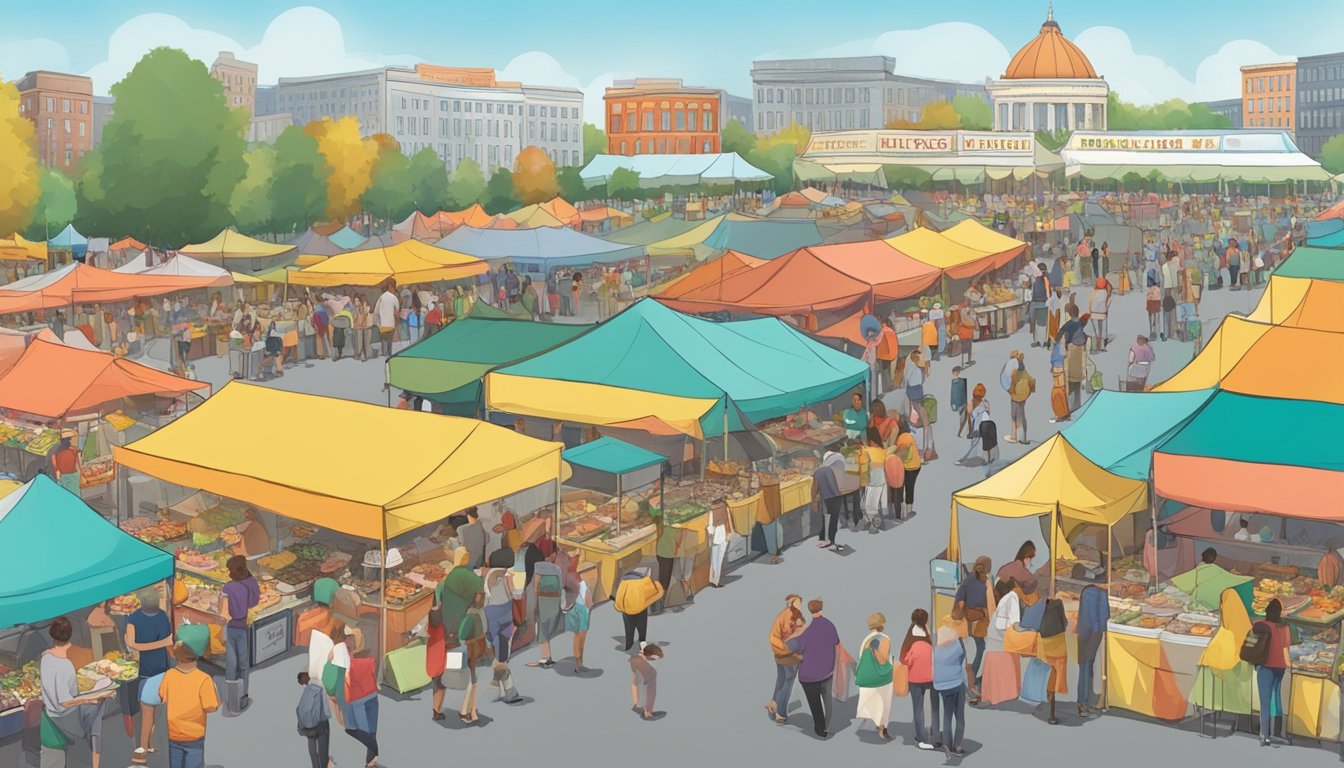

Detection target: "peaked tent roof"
[948, 433, 1148, 560]
[1061, 388, 1217, 480]
[603, 215, 706, 247]
[288, 228, 345, 256]
[1275, 244, 1344, 281]
[1153, 391, 1344, 521]
[508, 206, 568, 229]
[1245, 275, 1344, 331]
[392, 210, 421, 234]
[656, 251, 765, 298]
[288, 239, 487, 287]
[0, 233, 48, 262]
[388, 315, 591, 398]
[110, 237, 148, 252]
[179, 228, 296, 260]
[434, 226, 642, 267]
[114, 383, 569, 539]
[48, 224, 87, 249]
[0, 263, 226, 314]
[577, 206, 635, 226]
[885, 220, 1028, 279]
[700, 216, 823, 260]
[562, 435, 664, 476]
[579, 153, 773, 188]
[133, 254, 233, 287]
[487, 298, 868, 434]
[327, 226, 367, 250]
[443, 204, 496, 229]
[0, 338, 207, 419]
[1305, 227, 1344, 248]
[112, 252, 151, 273]
[0, 474, 174, 629]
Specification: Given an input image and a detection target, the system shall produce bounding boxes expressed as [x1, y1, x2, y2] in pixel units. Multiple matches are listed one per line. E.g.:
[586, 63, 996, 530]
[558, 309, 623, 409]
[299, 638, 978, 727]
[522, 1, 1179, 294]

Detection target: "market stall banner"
[804, 130, 1036, 159]
[0, 474, 174, 629]
[113, 383, 568, 539]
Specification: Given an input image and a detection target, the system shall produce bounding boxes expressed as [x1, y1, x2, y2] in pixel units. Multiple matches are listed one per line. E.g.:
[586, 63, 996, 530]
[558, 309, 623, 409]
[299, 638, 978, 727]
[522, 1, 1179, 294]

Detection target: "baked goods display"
[1291, 625, 1340, 676]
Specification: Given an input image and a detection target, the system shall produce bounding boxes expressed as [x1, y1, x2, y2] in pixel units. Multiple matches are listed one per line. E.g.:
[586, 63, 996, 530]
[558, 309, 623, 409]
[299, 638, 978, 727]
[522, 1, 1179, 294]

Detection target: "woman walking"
[954, 557, 992, 704]
[900, 609, 938, 751]
[341, 637, 380, 767]
[933, 623, 968, 756]
[456, 592, 488, 724]
[484, 550, 524, 704]
[855, 613, 894, 741]
[860, 428, 889, 533]
[893, 418, 922, 518]
[223, 554, 260, 713]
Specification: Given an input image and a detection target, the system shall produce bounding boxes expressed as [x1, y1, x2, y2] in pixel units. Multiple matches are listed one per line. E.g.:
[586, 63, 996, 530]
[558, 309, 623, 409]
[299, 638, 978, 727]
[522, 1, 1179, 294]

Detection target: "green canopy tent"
[0, 474, 174, 628]
[388, 316, 590, 416]
[562, 436, 666, 532]
[1275, 245, 1344, 281]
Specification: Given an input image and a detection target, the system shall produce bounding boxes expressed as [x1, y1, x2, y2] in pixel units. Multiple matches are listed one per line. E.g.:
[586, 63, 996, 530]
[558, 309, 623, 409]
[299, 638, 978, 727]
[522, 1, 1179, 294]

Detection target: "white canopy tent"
[1060, 130, 1330, 182]
[796, 130, 1062, 185]
[579, 153, 772, 188]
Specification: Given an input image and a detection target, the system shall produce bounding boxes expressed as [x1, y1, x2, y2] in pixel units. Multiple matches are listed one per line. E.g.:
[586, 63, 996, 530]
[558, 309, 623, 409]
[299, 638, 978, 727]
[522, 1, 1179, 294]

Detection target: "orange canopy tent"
[442, 204, 495, 229]
[0, 263, 225, 315]
[0, 338, 207, 419]
[656, 240, 941, 316]
[109, 237, 148, 253]
[656, 251, 765, 298]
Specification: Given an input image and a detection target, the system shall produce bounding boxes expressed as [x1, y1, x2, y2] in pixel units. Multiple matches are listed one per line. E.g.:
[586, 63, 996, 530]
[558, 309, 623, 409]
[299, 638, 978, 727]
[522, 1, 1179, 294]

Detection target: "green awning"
[1, 475, 174, 629]
[388, 316, 589, 397]
[563, 436, 665, 475]
[1276, 245, 1344, 281]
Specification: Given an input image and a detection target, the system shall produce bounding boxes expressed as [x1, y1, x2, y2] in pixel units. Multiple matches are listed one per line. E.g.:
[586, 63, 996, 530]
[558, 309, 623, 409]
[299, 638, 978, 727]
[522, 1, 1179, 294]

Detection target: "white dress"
[854, 631, 893, 729]
[986, 590, 1021, 653]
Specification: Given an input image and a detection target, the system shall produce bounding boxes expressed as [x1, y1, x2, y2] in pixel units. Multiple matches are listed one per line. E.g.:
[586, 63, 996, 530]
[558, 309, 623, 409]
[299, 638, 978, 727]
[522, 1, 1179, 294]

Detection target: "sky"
[2, 0, 1341, 122]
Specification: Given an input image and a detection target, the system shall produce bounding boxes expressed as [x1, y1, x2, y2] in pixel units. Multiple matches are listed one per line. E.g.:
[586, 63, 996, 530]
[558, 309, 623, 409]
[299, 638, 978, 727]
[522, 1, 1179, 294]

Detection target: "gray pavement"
[7, 278, 1337, 767]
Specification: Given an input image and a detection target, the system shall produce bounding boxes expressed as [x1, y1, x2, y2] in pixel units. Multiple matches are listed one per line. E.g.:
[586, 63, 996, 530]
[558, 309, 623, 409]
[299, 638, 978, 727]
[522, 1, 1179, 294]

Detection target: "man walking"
[796, 599, 842, 739]
[374, 281, 399, 358]
[159, 643, 219, 768]
[1029, 263, 1051, 347]
[707, 498, 734, 585]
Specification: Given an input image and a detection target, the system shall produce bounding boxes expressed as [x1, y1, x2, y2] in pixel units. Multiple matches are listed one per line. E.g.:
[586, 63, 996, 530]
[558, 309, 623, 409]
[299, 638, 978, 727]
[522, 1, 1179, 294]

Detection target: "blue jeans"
[1257, 665, 1286, 738]
[910, 681, 941, 744]
[969, 636, 985, 681]
[168, 738, 205, 768]
[484, 603, 515, 663]
[1078, 631, 1103, 707]
[225, 626, 250, 696]
[773, 662, 798, 715]
[940, 684, 966, 751]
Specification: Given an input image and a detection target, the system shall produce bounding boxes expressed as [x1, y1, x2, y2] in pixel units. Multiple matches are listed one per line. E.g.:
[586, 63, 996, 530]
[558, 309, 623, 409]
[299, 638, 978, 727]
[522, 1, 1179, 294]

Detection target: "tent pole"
[553, 464, 561, 539]
[723, 402, 729, 464]
[1103, 520, 1113, 710]
[378, 524, 388, 685]
[1050, 502, 1058, 597]
[616, 473, 623, 534]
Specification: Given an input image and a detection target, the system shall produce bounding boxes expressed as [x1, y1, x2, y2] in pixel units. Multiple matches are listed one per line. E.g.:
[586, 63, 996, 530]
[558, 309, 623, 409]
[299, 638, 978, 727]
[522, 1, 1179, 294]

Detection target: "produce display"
[1297, 586, 1344, 623]
[0, 661, 40, 713]
[1250, 576, 1324, 618]
[121, 517, 189, 546]
[174, 547, 230, 580]
[188, 507, 247, 546]
[661, 501, 708, 526]
[22, 429, 60, 456]
[981, 283, 1019, 304]
[1291, 625, 1340, 676]
[1164, 612, 1220, 638]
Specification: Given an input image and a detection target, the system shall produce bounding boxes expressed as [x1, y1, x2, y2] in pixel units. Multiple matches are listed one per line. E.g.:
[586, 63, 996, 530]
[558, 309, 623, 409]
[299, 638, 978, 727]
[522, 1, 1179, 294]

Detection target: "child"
[951, 366, 968, 437]
[630, 644, 662, 720]
[295, 672, 332, 768]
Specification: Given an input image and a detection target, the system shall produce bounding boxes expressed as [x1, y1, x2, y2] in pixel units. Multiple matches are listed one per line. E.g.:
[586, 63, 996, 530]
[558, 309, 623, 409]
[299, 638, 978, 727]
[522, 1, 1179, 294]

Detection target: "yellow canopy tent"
[885, 220, 1027, 279]
[507, 205, 567, 229]
[179, 229, 295, 260]
[287, 240, 486, 287]
[113, 383, 570, 540]
[948, 434, 1148, 592]
[0, 233, 48, 262]
[485, 375, 719, 439]
[1151, 315, 1344, 404]
[293, 254, 328, 268]
[645, 215, 728, 257]
[229, 272, 265, 284]
[1245, 275, 1344, 332]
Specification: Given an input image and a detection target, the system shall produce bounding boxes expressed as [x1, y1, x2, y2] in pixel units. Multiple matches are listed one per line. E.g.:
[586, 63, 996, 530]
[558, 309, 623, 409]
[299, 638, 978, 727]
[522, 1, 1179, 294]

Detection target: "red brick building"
[16, 71, 93, 173]
[604, 78, 721, 155]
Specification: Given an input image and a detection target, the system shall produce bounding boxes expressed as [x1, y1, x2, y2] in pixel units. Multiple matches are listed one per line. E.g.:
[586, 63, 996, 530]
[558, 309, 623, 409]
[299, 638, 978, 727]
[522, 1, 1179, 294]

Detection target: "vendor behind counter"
[1169, 548, 1251, 612]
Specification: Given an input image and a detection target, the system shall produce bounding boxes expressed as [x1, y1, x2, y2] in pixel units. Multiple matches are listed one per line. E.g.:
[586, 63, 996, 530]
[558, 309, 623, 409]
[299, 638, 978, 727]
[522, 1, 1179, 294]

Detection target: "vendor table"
[562, 531, 656, 599]
[364, 590, 433, 658]
[973, 299, 1026, 340]
[174, 602, 300, 668]
[1105, 625, 1208, 721]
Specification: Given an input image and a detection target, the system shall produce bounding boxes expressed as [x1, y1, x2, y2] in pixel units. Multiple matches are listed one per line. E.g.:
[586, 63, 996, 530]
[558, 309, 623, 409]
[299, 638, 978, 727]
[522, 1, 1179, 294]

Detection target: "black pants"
[656, 556, 674, 593]
[801, 677, 833, 735]
[845, 491, 862, 526]
[820, 496, 843, 544]
[888, 485, 903, 519]
[305, 721, 330, 768]
[622, 610, 648, 650]
[345, 727, 377, 765]
[904, 467, 920, 506]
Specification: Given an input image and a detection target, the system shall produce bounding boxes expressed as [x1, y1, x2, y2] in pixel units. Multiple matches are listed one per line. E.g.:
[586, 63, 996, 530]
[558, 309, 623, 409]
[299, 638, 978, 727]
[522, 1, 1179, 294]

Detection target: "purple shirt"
[222, 576, 260, 629]
[795, 616, 840, 684]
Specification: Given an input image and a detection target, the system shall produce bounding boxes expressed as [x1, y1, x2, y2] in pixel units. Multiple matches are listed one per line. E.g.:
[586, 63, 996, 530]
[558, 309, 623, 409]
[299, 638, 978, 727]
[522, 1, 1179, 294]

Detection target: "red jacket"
[902, 639, 933, 684]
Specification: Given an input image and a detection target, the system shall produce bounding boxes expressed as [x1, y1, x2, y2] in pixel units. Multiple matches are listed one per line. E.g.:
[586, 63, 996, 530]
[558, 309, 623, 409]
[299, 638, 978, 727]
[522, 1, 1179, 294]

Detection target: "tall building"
[986, 7, 1107, 132]
[91, 95, 115, 149]
[1241, 62, 1295, 135]
[722, 93, 752, 131]
[16, 71, 93, 172]
[211, 51, 258, 117]
[1199, 98, 1243, 129]
[1294, 52, 1344, 158]
[603, 78, 723, 156]
[749, 56, 987, 136]
[271, 64, 583, 172]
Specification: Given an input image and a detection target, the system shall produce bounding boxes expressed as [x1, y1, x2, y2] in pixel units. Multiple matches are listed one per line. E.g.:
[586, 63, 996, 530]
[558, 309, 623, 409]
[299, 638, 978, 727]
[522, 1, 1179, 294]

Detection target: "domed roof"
[1002, 7, 1098, 80]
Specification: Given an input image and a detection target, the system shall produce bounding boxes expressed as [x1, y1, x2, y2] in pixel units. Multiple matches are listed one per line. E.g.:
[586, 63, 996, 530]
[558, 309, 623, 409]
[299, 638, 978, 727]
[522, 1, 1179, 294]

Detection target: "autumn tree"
[25, 167, 77, 241]
[305, 116, 376, 220]
[512, 146, 559, 205]
[79, 47, 247, 246]
[0, 78, 40, 236]
[481, 167, 518, 214]
[230, 146, 275, 234]
[447, 157, 486, 209]
[269, 125, 329, 235]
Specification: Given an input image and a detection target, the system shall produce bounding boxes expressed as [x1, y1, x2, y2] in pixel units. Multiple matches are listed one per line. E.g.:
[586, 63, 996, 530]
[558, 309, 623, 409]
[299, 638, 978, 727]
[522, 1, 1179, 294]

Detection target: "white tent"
[114, 254, 232, 287]
[797, 130, 1061, 185]
[579, 153, 772, 188]
[1060, 130, 1330, 182]
[113, 253, 151, 273]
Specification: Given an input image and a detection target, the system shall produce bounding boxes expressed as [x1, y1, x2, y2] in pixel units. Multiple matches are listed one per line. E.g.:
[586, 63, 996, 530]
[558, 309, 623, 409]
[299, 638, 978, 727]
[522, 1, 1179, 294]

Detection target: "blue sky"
[3, 1, 1341, 118]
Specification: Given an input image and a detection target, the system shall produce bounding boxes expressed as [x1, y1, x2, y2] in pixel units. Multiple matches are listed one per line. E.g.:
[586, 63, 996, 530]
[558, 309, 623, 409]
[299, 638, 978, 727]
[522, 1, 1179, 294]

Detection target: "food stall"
[112, 383, 568, 678]
[557, 437, 665, 598]
[0, 475, 174, 738]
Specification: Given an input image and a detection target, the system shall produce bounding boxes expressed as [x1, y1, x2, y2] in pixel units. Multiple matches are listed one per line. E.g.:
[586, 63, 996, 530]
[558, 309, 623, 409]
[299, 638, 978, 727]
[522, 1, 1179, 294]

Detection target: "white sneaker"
[917, 742, 935, 750]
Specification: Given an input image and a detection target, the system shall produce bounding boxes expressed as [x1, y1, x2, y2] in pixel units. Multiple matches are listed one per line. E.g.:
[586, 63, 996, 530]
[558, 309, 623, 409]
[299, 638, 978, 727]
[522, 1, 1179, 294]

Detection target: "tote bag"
[891, 662, 910, 697]
[1019, 657, 1052, 704]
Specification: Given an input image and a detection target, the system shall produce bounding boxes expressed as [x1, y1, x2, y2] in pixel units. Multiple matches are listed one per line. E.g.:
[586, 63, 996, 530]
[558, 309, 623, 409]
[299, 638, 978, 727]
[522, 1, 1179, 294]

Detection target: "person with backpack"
[1248, 597, 1292, 746]
[957, 386, 990, 465]
[296, 672, 333, 768]
[1029, 264, 1052, 347]
[1006, 351, 1035, 445]
[526, 555, 565, 670]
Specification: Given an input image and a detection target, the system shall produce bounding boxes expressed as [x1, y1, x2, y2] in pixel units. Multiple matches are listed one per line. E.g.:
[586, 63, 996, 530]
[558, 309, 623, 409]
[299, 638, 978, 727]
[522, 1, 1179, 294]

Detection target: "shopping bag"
[39, 709, 69, 750]
[445, 651, 465, 671]
[891, 662, 910, 697]
[321, 661, 345, 698]
[1019, 657, 1052, 704]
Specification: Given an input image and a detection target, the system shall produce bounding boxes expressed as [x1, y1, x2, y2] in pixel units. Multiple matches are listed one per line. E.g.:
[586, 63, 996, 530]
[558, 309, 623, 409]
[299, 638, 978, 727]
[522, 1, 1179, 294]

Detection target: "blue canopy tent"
[0, 475, 174, 628]
[434, 226, 644, 273]
[328, 226, 368, 250]
[48, 224, 88, 260]
[1061, 388, 1217, 480]
[700, 217, 822, 260]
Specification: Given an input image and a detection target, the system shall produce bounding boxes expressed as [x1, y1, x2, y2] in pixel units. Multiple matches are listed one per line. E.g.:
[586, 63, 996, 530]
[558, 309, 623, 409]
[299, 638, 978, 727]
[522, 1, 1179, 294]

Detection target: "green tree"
[408, 148, 451, 214]
[721, 119, 757, 157]
[80, 47, 247, 246]
[557, 165, 587, 202]
[73, 150, 114, 238]
[362, 151, 411, 222]
[746, 143, 795, 194]
[1106, 92, 1232, 131]
[582, 123, 608, 163]
[607, 167, 641, 201]
[1321, 135, 1344, 175]
[512, 145, 559, 205]
[952, 95, 993, 131]
[229, 147, 275, 235]
[481, 167, 518, 214]
[24, 167, 76, 241]
[447, 157, 486, 209]
[0, 79, 40, 236]
[269, 124, 329, 236]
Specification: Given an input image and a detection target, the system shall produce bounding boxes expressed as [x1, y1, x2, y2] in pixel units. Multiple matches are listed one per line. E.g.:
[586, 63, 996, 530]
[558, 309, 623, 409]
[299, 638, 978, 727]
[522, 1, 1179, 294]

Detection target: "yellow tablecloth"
[1105, 632, 1193, 721]
[562, 532, 655, 599]
[1289, 675, 1341, 741]
[780, 476, 813, 512]
[727, 492, 761, 534]
[670, 511, 710, 557]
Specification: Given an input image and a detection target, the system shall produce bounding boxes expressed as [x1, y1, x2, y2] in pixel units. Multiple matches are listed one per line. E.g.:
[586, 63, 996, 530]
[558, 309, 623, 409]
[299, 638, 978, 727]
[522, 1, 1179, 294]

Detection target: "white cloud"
[1194, 39, 1294, 101]
[805, 22, 1009, 85]
[0, 38, 71, 82]
[1076, 27, 1289, 103]
[82, 6, 420, 95]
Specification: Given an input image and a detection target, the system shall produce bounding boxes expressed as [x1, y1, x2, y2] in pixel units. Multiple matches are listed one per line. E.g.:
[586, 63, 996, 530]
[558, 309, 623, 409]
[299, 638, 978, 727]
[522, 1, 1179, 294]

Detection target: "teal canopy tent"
[328, 226, 367, 250]
[1275, 245, 1344, 281]
[1062, 388, 1216, 480]
[0, 475, 174, 628]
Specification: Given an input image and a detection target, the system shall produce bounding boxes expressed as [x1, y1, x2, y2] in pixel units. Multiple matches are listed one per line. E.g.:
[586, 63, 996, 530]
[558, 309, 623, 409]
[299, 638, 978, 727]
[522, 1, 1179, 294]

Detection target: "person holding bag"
[954, 556, 994, 704]
[295, 672, 333, 768]
[901, 609, 939, 751]
[854, 613, 894, 741]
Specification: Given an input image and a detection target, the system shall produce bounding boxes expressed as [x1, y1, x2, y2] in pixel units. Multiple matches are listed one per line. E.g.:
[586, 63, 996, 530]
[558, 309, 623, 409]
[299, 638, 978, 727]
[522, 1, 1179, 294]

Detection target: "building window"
[756, 88, 764, 103]
[505, 122, 511, 138]
[634, 140, 641, 153]
[766, 90, 774, 104]
[551, 124, 557, 141]
[643, 112, 653, 131]
[675, 112, 685, 131]
[611, 115, 620, 133]
[621, 141, 627, 154]
[79, 102, 87, 115]
[454, 119, 461, 137]
[62, 99, 70, 113]
[423, 117, 430, 134]
[756, 113, 763, 130]
[45, 97, 54, 111]
[78, 121, 85, 138]
[661, 111, 670, 130]
[475, 119, 482, 135]
[561, 124, 568, 142]
[658, 139, 667, 153]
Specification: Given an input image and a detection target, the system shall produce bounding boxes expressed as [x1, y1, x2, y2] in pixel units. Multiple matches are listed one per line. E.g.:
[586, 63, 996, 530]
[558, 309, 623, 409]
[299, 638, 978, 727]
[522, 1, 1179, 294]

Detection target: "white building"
[266, 65, 583, 173]
[247, 113, 293, 144]
[987, 7, 1108, 132]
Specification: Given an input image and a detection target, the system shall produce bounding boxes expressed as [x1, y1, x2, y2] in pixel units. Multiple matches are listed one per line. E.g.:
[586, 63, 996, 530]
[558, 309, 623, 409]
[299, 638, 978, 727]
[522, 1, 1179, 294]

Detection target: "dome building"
[987, 5, 1108, 132]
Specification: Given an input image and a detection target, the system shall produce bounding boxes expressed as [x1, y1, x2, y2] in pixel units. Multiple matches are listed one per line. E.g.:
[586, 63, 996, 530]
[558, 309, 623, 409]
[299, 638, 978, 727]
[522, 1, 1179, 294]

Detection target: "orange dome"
[1002, 11, 1097, 80]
